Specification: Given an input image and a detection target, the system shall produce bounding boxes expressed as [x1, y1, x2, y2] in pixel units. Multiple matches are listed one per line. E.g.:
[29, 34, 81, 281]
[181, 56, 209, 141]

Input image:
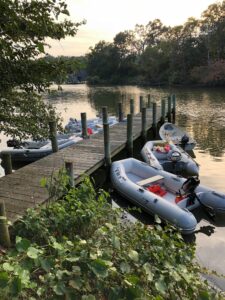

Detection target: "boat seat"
[137, 175, 164, 186]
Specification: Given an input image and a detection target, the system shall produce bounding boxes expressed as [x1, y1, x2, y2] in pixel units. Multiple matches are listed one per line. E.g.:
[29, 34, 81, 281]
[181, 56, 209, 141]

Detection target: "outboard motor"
[180, 176, 200, 207]
[181, 134, 189, 148]
[168, 150, 182, 162]
[7, 139, 21, 148]
[182, 176, 200, 195]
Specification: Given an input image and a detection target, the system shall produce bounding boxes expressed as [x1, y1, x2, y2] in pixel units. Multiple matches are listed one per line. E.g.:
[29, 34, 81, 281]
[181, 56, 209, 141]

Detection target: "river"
[1, 84, 225, 290]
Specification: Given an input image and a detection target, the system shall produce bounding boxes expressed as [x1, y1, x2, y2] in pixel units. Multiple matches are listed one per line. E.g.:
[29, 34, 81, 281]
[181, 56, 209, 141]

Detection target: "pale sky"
[47, 0, 219, 57]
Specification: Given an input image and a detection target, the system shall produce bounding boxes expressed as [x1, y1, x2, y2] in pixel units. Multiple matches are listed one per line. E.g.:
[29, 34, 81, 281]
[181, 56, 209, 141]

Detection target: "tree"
[200, 1, 225, 64]
[86, 41, 122, 83]
[0, 0, 84, 140]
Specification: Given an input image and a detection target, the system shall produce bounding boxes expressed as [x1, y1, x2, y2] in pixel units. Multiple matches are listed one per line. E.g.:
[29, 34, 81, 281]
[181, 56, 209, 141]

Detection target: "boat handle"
[138, 188, 145, 193]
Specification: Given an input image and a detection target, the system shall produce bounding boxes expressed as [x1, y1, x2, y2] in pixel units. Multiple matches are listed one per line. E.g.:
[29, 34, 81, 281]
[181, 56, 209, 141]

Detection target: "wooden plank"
[137, 175, 164, 186]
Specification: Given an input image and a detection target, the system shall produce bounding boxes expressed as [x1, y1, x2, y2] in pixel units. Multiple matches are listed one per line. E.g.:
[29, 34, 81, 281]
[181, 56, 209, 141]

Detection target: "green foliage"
[40, 167, 70, 201]
[0, 0, 85, 139]
[86, 1, 225, 86]
[190, 60, 225, 86]
[43, 55, 87, 85]
[0, 178, 223, 299]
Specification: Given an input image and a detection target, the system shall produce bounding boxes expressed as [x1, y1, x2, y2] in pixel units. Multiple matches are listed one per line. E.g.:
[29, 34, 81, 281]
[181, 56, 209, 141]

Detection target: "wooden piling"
[103, 123, 111, 166]
[118, 102, 123, 122]
[141, 107, 147, 142]
[127, 114, 133, 156]
[81, 112, 88, 138]
[147, 94, 151, 108]
[49, 121, 58, 153]
[139, 96, 144, 112]
[0, 202, 11, 248]
[65, 161, 74, 188]
[167, 96, 172, 123]
[130, 98, 134, 114]
[152, 102, 157, 138]
[160, 98, 166, 124]
[1, 152, 12, 175]
[102, 106, 111, 166]
[102, 106, 108, 124]
[172, 94, 176, 123]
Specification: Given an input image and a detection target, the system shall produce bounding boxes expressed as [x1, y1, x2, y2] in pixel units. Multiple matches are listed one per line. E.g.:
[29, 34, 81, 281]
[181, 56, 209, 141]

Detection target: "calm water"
[1, 84, 225, 290]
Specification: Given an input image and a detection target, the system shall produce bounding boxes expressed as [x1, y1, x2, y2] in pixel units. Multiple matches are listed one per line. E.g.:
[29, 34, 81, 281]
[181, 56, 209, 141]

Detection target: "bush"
[0, 177, 223, 299]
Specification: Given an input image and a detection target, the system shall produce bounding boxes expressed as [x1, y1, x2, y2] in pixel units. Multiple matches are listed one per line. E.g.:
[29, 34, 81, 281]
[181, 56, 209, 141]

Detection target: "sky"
[47, 0, 218, 57]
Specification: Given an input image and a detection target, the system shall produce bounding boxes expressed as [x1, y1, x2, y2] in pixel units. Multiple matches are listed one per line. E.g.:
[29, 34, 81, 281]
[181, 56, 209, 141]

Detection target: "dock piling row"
[0, 93, 176, 246]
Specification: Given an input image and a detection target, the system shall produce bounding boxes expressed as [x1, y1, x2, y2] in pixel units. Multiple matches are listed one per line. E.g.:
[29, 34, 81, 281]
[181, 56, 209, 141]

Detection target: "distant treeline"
[42, 55, 88, 85]
[46, 1, 225, 87]
[85, 1, 225, 86]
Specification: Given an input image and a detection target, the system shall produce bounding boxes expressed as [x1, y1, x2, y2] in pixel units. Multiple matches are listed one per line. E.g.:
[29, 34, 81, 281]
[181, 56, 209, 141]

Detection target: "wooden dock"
[0, 108, 162, 224]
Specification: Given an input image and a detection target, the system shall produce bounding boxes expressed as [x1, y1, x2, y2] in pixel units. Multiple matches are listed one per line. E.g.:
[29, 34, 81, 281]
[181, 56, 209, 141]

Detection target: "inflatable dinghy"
[111, 158, 225, 234]
[141, 140, 199, 176]
[65, 116, 118, 134]
[0, 134, 82, 163]
[159, 122, 196, 151]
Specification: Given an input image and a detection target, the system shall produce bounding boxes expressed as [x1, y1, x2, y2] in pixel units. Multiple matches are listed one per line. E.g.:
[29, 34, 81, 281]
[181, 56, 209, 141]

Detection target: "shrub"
[0, 178, 223, 299]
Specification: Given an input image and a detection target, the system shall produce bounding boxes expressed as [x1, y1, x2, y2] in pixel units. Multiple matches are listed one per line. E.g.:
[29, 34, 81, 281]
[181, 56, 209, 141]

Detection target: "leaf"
[66, 257, 80, 262]
[155, 277, 167, 294]
[143, 262, 153, 281]
[62, 9, 70, 16]
[88, 259, 109, 278]
[124, 286, 142, 299]
[198, 290, 210, 300]
[27, 247, 39, 259]
[82, 295, 96, 300]
[79, 240, 87, 245]
[37, 287, 45, 296]
[108, 287, 123, 300]
[53, 282, 65, 295]
[40, 258, 54, 272]
[128, 250, 139, 262]
[69, 278, 82, 290]
[112, 235, 120, 249]
[72, 266, 81, 275]
[155, 215, 162, 224]
[0, 272, 9, 288]
[37, 42, 45, 53]
[15, 237, 31, 252]
[3, 262, 14, 272]
[105, 222, 114, 230]
[17, 269, 30, 285]
[120, 261, 131, 274]
[125, 274, 140, 285]
[11, 277, 22, 296]
[40, 177, 47, 187]
[52, 241, 63, 250]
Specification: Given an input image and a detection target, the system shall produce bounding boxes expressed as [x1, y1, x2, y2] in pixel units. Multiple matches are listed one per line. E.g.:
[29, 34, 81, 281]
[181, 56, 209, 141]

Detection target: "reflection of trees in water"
[187, 115, 224, 156]
[44, 84, 225, 157]
[87, 86, 169, 116]
[175, 88, 225, 157]
[88, 88, 121, 115]
[178, 114, 225, 157]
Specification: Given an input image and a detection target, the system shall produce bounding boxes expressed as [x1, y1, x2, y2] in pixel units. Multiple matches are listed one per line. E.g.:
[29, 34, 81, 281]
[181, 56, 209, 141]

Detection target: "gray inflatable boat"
[111, 158, 225, 234]
[0, 134, 82, 163]
[141, 140, 199, 177]
[159, 122, 196, 151]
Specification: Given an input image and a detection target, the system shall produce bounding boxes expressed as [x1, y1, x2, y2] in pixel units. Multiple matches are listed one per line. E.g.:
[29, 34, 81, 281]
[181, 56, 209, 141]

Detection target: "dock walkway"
[0, 108, 161, 223]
